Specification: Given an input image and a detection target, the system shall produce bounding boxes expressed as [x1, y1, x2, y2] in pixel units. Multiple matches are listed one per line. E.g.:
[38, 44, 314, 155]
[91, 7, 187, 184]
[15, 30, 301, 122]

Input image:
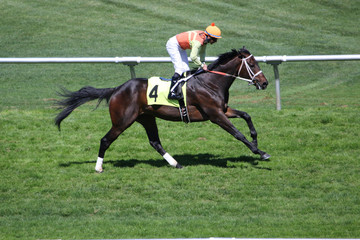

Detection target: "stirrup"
[168, 78, 183, 100]
[169, 92, 182, 100]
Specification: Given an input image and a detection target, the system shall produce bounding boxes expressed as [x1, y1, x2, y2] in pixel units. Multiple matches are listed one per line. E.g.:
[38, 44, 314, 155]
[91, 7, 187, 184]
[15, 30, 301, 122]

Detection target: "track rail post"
[123, 63, 137, 79]
[269, 62, 282, 110]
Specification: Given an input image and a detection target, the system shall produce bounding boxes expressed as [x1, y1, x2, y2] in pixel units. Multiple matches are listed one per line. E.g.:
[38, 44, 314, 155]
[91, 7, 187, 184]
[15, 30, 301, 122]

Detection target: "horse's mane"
[208, 47, 250, 70]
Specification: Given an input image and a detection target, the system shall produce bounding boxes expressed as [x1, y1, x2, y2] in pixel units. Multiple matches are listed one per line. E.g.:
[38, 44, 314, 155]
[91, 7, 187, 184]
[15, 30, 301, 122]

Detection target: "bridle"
[207, 54, 264, 89]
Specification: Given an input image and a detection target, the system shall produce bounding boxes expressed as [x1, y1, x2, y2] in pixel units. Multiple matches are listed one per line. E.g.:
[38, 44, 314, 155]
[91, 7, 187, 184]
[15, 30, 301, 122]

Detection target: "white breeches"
[166, 36, 190, 75]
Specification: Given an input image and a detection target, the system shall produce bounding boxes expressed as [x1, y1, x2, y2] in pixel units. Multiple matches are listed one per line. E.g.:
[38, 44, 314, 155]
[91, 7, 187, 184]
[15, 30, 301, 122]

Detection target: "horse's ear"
[238, 48, 245, 59]
[238, 46, 247, 58]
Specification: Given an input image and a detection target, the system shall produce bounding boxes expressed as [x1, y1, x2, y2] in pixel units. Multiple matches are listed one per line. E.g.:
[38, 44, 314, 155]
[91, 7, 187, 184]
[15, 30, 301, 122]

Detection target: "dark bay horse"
[55, 47, 270, 172]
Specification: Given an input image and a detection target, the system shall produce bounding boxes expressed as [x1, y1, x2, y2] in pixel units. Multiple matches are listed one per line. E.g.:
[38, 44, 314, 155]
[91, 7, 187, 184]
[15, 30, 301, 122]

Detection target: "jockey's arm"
[189, 40, 206, 66]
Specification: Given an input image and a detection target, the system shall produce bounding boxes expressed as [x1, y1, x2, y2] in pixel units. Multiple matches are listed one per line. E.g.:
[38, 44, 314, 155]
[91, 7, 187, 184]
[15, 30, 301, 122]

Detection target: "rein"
[207, 70, 253, 83]
[207, 54, 263, 88]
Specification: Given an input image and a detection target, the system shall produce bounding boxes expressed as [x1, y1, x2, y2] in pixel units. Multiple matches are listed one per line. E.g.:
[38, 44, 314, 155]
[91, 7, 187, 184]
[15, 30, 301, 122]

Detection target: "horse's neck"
[204, 59, 239, 90]
[193, 69, 235, 94]
[188, 56, 240, 96]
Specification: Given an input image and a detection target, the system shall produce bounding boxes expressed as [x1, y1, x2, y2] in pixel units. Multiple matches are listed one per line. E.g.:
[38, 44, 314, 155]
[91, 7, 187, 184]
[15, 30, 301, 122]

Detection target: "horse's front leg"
[225, 107, 258, 147]
[211, 110, 270, 160]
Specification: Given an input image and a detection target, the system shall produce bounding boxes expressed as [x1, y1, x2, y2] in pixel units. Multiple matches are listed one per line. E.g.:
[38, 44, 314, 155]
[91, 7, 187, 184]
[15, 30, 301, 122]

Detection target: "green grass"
[1, 0, 360, 239]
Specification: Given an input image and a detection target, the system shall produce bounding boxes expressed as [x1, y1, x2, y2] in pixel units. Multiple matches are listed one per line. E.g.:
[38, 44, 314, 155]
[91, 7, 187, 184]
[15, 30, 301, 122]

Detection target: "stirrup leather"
[178, 98, 190, 123]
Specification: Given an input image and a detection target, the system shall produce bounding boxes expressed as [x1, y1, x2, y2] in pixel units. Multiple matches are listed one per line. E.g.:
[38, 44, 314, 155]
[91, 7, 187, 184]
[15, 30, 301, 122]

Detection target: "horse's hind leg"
[136, 114, 183, 168]
[95, 126, 122, 173]
[95, 106, 140, 172]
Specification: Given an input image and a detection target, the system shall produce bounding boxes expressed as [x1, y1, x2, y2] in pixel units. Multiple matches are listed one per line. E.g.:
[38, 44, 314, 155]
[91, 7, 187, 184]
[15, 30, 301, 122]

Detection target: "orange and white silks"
[175, 30, 206, 50]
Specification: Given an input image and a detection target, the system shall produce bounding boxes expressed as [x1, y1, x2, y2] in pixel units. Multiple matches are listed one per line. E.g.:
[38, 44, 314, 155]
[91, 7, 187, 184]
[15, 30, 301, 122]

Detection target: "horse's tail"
[55, 86, 116, 130]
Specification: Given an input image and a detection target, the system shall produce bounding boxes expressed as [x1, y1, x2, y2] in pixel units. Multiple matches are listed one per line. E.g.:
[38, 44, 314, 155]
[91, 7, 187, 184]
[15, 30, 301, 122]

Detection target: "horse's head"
[208, 48, 268, 90]
[238, 47, 268, 90]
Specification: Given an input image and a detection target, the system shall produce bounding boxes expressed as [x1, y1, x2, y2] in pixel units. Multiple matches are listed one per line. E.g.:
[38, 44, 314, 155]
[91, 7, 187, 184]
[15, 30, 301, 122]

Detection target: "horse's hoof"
[176, 163, 183, 169]
[261, 153, 271, 160]
[95, 167, 104, 173]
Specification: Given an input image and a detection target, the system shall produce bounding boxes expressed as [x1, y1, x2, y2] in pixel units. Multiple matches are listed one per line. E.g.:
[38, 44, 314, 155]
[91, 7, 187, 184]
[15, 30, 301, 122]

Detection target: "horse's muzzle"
[261, 81, 268, 90]
[253, 79, 268, 90]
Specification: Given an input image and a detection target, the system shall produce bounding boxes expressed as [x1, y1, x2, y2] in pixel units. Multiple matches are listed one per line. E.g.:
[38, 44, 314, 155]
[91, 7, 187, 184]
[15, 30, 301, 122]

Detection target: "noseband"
[207, 54, 264, 89]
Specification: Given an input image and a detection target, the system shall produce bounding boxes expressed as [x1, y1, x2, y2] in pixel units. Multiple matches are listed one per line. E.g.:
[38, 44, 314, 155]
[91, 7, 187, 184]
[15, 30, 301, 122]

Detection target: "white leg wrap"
[163, 153, 178, 167]
[95, 157, 104, 172]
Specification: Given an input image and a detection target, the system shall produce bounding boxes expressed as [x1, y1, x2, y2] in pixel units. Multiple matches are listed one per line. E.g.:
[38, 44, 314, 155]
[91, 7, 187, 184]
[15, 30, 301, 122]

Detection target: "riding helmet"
[205, 23, 222, 38]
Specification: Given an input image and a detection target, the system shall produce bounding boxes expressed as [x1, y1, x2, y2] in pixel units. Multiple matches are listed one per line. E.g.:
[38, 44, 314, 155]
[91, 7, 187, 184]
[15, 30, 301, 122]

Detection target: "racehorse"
[55, 47, 270, 172]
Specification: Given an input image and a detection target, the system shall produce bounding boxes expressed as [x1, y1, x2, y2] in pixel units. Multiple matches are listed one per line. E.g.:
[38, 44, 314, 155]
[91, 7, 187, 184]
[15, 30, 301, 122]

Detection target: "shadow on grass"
[59, 153, 271, 170]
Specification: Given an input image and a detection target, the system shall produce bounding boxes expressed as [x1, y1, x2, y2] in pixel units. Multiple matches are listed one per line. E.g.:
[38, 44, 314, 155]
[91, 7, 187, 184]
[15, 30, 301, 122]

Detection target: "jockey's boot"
[168, 73, 183, 100]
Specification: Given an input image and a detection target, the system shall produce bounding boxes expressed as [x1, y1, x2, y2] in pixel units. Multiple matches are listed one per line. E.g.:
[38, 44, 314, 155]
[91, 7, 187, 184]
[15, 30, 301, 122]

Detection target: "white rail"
[257, 54, 360, 110]
[2, 55, 359, 63]
[0, 57, 174, 64]
[1, 55, 360, 110]
[258, 54, 360, 62]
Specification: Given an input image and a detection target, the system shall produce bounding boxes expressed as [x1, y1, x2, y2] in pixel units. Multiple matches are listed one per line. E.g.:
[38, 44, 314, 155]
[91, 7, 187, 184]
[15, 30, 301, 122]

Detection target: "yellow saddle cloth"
[147, 77, 187, 107]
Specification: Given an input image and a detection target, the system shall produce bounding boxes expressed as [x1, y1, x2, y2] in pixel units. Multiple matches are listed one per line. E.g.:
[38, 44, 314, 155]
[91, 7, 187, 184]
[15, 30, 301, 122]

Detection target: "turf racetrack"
[0, 0, 359, 239]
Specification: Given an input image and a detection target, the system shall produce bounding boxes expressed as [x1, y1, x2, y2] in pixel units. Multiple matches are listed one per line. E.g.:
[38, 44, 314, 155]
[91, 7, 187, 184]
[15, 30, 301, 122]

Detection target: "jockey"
[166, 23, 222, 99]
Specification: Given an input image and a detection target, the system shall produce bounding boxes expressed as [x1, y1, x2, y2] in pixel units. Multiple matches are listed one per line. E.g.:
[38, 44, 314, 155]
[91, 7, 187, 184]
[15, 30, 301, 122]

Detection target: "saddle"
[147, 69, 204, 123]
[146, 76, 190, 123]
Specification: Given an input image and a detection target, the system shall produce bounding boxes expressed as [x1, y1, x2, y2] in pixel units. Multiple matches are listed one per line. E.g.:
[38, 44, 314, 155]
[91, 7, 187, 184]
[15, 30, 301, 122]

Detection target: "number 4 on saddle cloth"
[147, 76, 189, 123]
